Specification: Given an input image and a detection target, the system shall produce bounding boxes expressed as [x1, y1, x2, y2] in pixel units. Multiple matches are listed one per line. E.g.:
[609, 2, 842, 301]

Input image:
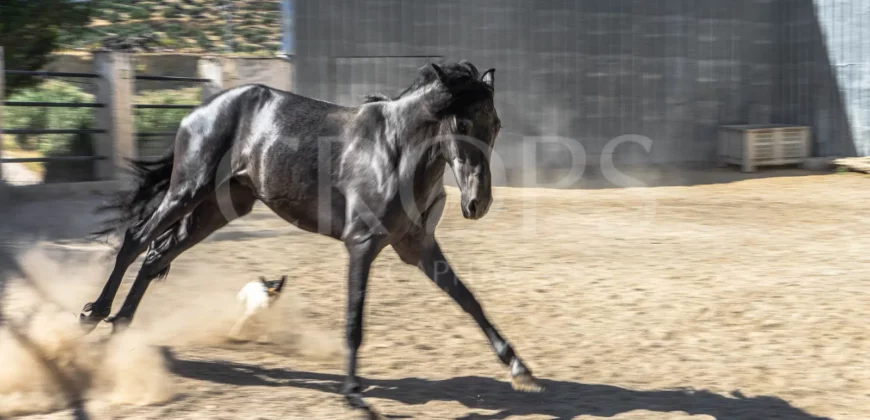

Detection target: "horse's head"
[414, 61, 500, 220]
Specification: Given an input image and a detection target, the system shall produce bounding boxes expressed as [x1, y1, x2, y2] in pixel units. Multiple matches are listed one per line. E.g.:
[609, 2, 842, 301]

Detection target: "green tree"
[0, 0, 92, 94]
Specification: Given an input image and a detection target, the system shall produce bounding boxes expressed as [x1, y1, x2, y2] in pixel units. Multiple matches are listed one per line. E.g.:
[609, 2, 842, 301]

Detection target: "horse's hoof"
[345, 391, 386, 420]
[79, 302, 106, 333]
[366, 408, 387, 420]
[79, 314, 101, 333]
[352, 406, 386, 420]
[105, 316, 130, 334]
[511, 372, 545, 393]
[357, 405, 386, 420]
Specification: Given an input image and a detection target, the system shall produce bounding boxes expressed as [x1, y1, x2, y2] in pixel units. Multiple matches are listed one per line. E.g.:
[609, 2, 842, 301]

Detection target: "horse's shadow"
[161, 349, 829, 420]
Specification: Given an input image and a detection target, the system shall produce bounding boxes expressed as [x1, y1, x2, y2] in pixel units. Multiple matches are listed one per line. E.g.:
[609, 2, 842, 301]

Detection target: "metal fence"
[1, 70, 107, 166]
[0, 65, 211, 186]
[133, 73, 211, 158]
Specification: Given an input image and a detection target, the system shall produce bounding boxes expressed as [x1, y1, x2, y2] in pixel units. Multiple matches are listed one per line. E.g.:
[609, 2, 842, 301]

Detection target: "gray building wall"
[778, 0, 868, 157]
[294, 0, 863, 180]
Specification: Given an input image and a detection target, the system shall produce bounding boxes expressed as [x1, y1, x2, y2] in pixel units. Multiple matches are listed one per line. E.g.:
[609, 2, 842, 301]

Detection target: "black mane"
[362, 93, 391, 103]
[364, 60, 493, 110]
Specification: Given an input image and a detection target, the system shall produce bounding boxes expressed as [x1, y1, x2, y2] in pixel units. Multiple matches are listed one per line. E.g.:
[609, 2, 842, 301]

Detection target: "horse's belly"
[261, 196, 346, 240]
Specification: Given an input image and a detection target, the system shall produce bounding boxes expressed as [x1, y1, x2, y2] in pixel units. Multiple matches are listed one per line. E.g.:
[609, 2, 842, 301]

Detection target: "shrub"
[3, 80, 96, 156]
[44, 122, 96, 183]
[163, 8, 180, 19]
[158, 36, 178, 48]
[261, 14, 277, 25]
[242, 31, 267, 44]
[196, 33, 214, 49]
[135, 87, 202, 148]
[239, 43, 260, 53]
[134, 87, 202, 155]
[129, 7, 150, 20]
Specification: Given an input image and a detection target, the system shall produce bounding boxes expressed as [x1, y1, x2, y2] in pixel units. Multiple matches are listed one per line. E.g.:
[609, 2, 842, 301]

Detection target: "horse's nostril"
[467, 199, 479, 215]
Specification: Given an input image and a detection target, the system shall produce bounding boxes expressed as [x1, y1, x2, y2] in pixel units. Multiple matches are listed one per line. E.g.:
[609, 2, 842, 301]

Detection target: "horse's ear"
[280, 275, 287, 283]
[481, 68, 495, 89]
[430, 63, 448, 84]
[259, 276, 268, 284]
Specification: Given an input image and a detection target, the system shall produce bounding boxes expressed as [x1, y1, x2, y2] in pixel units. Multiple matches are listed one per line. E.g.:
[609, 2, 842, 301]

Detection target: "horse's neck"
[380, 89, 452, 188]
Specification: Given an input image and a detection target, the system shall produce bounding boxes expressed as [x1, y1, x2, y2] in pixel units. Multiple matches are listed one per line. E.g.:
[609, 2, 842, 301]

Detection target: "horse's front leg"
[398, 237, 544, 392]
[341, 232, 386, 417]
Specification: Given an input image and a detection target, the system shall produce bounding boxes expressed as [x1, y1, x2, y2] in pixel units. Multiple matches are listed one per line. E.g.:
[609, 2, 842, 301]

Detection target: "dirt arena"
[1, 171, 869, 420]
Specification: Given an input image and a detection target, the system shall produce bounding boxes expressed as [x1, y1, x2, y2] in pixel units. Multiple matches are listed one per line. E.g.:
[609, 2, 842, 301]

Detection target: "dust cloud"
[0, 247, 174, 417]
[0, 245, 342, 417]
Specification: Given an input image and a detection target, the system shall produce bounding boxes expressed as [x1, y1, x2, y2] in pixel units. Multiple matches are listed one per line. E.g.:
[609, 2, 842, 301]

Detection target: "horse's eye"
[456, 120, 471, 134]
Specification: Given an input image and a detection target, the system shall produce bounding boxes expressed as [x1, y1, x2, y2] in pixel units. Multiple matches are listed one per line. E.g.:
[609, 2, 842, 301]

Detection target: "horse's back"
[173, 84, 274, 162]
[215, 85, 354, 238]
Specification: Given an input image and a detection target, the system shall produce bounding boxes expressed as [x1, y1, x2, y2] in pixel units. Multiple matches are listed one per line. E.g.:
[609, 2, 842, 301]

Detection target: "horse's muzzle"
[461, 197, 490, 220]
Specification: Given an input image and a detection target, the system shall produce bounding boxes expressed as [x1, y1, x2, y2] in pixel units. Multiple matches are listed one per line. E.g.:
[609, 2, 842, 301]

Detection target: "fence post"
[197, 56, 224, 101]
[93, 51, 135, 181]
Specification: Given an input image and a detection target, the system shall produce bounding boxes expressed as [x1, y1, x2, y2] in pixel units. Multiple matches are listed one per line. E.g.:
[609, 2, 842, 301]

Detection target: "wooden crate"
[718, 124, 811, 172]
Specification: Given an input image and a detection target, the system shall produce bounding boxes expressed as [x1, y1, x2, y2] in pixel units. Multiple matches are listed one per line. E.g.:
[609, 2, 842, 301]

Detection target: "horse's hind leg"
[80, 229, 150, 327]
[106, 180, 256, 332]
[80, 173, 215, 332]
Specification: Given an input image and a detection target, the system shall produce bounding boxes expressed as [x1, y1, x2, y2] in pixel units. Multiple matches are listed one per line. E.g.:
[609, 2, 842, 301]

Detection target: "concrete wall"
[295, 0, 784, 175]
[294, 0, 865, 180]
[777, 0, 869, 157]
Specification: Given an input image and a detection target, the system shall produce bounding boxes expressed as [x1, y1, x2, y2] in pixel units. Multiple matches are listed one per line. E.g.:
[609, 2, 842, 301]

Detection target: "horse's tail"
[92, 150, 176, 238]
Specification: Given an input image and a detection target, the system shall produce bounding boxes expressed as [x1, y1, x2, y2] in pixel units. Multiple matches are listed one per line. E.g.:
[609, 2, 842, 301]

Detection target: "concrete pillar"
[93, 51, 135, 181]
[197, 56, 224, 101]
[220, 57, 241, 90]
[232, 58, 293, 91]
[276, 57, 294, 91]
[259, 57, 294, 91]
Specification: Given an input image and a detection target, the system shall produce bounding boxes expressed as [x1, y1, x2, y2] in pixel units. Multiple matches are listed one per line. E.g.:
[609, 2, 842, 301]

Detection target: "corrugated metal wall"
[294, 0, 866, 180]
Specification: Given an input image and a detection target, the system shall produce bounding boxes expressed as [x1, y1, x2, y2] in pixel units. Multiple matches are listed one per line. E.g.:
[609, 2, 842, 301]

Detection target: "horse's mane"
[362, 60, 492, 109]
[362, 93, 391, 103]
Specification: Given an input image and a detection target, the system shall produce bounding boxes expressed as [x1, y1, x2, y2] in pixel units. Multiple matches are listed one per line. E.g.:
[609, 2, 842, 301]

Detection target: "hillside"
[59, 0, 283, 54]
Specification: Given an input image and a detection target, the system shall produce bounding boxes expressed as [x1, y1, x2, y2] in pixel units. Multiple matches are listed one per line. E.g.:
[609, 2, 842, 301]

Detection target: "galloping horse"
[81, 60, 542, 416]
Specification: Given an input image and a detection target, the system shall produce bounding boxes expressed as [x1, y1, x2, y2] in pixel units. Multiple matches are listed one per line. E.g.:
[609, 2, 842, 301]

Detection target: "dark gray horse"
[81, 60, 542, 416]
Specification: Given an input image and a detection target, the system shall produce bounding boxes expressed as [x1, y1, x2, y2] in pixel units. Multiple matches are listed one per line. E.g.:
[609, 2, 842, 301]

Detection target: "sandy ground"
[1, 171, 870, 420]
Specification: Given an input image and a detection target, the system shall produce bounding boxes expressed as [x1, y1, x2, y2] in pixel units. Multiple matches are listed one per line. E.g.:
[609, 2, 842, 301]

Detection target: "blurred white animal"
[228, 275, 287, 341]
